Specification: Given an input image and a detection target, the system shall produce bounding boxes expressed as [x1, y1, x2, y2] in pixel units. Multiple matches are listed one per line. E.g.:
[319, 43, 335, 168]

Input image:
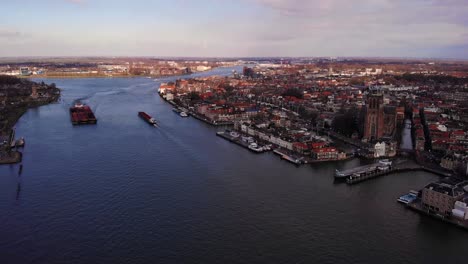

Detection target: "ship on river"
[70, 103, 97, 125]
[138, 112, 157, 127]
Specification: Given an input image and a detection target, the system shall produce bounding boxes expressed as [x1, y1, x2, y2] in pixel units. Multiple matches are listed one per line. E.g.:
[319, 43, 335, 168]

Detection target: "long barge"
[138, 112, 157, 127]
[70, 103, 97, 125]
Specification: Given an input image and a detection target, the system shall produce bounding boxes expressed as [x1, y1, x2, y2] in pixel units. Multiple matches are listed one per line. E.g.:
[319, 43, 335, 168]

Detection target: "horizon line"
[1, 55, 468, 62]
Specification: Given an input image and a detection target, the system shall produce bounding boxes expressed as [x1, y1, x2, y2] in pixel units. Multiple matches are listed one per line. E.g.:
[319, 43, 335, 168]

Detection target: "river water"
[0, 67, 466, 264]
[400, 119, 413, 150]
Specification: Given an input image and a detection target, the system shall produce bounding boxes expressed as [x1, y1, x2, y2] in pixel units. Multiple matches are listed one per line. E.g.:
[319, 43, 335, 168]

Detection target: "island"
[0, 75, 60, 164]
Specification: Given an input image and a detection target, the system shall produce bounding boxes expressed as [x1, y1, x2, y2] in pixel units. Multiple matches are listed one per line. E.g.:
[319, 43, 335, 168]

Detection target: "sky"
[0, 0, 467, 58]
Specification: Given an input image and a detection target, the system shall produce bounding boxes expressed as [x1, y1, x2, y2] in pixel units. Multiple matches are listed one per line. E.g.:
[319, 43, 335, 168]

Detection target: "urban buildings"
[421, 179, 468, 216]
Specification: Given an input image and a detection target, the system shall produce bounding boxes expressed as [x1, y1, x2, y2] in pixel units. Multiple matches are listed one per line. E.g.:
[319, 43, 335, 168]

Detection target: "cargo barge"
[138, 112, 157, 127]
[70, 103, 97, 125]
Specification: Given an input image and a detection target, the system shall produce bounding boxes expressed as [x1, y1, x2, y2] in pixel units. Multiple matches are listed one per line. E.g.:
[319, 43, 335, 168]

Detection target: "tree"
[282, 88, 303, 99]
[0, 75, 21, 85]
[332, 107, 359, 137]
[349, 77, 366, 86]
[298, 106, 318, 122]
[188, 91, 201, 101]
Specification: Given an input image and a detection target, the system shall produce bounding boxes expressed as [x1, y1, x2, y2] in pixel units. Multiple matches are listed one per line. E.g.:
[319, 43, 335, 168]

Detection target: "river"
[401, 119, 413, 150]
[0, 67, 466, 263]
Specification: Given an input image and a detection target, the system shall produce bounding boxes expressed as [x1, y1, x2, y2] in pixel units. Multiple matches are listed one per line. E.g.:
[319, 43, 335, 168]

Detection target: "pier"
[273, 149, 303, 165]
[216, 130, 269, 153]
[191, 112, 233, 126]
[336, 160, 453, 185]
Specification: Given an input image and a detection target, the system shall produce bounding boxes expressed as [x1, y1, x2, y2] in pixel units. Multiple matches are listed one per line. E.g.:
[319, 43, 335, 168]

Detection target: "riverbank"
[21, 69, 218, 79]
[25, 74, 184, 79]
[0, 75, 60, 165]
[406, 199, 468, 231]
[0, 151, 22, 164]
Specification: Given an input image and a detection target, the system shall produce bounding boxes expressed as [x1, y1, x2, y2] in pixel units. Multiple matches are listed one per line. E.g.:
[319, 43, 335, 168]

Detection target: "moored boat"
[248, 142, 264, 153]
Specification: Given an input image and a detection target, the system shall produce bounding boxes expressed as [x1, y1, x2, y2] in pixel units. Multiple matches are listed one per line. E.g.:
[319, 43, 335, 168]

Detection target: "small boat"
[180, 112, 189, 117]
[248, 142, 264, 153]
[397, 191, 418, 204]
[138, 112, 157, 127]
[379, 159, 392, 166]
[262, 145, 272, 151]
[229, 131, 240, 138]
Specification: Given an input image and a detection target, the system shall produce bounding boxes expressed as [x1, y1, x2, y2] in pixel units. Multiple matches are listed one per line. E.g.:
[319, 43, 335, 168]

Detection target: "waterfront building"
[312, 147, 339, 161]
[20, 67, 31, 76]
[421, 180, 467, 216]
[158, 83, 176, 94]
[374, 142, 386, 157]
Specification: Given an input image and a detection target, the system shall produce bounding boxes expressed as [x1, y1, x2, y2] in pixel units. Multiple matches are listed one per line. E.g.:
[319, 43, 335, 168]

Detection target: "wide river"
[1, 67, 466, 263]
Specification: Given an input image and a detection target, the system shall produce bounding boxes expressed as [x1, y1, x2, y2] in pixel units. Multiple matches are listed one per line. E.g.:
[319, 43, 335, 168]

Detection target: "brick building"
[421, 180, 467, 216]
[362, 93, 396, 142]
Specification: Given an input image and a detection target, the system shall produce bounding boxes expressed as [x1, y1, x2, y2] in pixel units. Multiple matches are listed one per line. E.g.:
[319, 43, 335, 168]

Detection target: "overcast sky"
[0, 0, 467, 58]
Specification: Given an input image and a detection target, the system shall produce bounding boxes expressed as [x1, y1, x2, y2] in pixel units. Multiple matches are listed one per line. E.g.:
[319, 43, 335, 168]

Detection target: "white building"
[374, 142, 386, 158]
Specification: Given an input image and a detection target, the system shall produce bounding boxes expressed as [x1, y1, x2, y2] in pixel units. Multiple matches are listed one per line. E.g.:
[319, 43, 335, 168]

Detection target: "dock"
[216, 130, 269, 153]
[11, 137, 25, 149]
[337, 160, 453, 185]
[191, 112, 233, 126]
[161, 96, 232, 126]
[273, 149, 303, 165]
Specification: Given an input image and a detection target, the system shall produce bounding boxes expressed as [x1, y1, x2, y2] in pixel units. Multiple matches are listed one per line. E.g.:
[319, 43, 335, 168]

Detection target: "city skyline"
[1, 0, 467, 58]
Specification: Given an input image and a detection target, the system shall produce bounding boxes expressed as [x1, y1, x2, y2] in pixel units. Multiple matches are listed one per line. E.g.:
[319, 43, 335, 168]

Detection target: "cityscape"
[1, 0, 468, 263]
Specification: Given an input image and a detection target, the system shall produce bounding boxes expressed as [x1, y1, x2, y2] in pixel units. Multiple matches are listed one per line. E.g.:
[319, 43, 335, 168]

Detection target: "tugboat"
[138, 112, 157, 127]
